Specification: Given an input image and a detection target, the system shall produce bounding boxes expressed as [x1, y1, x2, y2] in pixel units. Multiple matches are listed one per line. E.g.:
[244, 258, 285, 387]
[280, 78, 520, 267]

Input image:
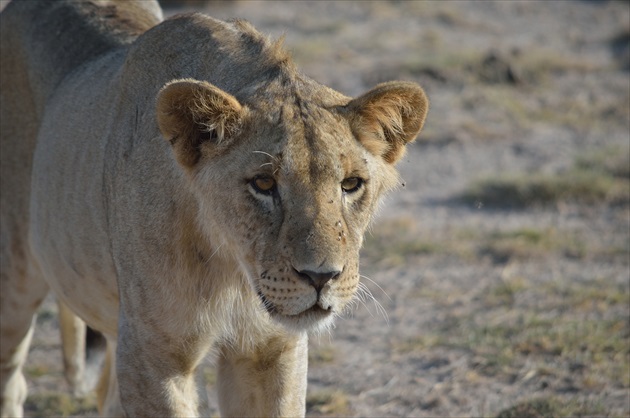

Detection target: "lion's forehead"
[247, 99, 367, 184]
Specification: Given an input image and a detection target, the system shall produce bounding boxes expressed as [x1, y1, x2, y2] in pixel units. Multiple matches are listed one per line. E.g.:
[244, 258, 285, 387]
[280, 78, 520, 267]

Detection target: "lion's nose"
[294, 268, 341, 291]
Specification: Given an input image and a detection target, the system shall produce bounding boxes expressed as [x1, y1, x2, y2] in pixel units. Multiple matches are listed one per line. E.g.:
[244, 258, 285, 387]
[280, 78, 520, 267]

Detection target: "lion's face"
[157, 78, 428, 331]
[195, 104, 386, 330]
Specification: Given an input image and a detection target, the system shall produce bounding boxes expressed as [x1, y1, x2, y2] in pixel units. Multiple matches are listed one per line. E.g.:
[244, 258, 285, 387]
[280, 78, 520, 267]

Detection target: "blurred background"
[18, 1, 629, 416]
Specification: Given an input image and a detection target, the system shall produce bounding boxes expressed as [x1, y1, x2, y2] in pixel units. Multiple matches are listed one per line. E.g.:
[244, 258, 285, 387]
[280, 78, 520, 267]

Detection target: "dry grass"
[366, 210, 628, 416]
[395, 274, 629, 390]
[306, 389, 351, 416]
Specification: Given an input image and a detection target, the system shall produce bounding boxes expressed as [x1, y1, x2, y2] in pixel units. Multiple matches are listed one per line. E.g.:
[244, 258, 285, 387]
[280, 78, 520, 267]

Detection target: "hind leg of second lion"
[0, 321, 35, 418]
[0, 264, 49, 418]
[58, 300, 87, 396]
[95, 338, 123, 416]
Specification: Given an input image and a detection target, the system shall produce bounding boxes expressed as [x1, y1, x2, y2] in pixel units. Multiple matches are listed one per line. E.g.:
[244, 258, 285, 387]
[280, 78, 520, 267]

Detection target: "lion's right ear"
[156, 79, 244, 168]
[345, 81, 428, 165]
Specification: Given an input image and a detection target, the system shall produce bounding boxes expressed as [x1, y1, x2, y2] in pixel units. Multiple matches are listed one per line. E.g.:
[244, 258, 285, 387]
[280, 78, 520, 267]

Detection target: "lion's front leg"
[217, 332, 308, 417]
[115, 314, 207, 417]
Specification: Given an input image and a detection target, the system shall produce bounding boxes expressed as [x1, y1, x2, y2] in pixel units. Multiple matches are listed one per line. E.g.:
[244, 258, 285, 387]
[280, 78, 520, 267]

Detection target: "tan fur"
[0, 1, 428, 416]
[57, 301, 88, 396]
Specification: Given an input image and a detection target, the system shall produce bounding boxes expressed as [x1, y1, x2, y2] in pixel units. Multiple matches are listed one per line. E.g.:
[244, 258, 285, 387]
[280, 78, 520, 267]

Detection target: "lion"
[0, 0, 428, 416]
[58, 300, 106, 397]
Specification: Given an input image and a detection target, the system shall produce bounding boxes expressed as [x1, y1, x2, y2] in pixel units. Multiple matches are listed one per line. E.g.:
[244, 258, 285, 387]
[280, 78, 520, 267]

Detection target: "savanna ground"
[6, 1, 629, 417]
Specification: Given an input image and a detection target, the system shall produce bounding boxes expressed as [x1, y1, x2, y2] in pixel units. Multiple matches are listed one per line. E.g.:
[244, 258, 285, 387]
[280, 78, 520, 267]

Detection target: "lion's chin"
[271, 308, 336, 333]
[257, 291, 335, 332]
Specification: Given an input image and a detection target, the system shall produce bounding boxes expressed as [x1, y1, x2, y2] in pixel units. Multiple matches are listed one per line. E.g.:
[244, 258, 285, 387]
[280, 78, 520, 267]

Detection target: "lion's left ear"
[345, 81, 428, 164]
[156, 78, 244, 168]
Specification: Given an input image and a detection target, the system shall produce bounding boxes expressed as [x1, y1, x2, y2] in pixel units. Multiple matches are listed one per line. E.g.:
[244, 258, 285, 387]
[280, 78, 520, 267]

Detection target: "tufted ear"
[345, 81, 428, 164]
[156, 78, 244, 168]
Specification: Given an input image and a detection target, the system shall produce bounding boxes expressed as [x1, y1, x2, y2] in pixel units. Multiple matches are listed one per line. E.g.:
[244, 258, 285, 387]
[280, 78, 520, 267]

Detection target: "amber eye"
[251, 176, 276, 195]
[341, 177, 363, 193]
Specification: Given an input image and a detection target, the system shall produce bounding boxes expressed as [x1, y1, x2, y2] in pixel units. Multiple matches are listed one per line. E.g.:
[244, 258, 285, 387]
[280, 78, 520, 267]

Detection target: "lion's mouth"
[256, 290, 332, 320]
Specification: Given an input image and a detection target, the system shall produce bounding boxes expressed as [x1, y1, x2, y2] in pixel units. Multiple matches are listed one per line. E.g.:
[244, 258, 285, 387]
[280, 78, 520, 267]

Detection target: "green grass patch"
[461, 147, 630, 208]
[479, 227, 587, 262]
[363, 218, 445, 266]
[495, 396, 608, 418]
[397, 276, 630, 387]
[575, 144, 630, 179]
[463, 170, 625, 208]
[24, 392, 98, 417]
[306, 389, 351, 416]
[511, 48, 604, 80]
[24, 365, 53, 379]
[308, 345, 337, 365]
[364, 219, 622, 267]
[482, 276, 528, 306]
[403, 49, 484, 77]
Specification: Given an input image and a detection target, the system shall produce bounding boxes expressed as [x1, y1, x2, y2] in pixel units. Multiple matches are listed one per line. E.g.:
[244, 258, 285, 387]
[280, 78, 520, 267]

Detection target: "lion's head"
[154, 21, 428, 331]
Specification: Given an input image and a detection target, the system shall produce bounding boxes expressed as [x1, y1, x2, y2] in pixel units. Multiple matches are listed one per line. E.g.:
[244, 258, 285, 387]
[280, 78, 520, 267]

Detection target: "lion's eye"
[251, 176, 276, 195]
[341, 177, 363, 193]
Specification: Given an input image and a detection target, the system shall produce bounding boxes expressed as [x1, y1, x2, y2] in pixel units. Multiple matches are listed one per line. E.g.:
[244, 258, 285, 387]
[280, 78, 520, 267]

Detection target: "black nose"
[295, 269, 341, 291]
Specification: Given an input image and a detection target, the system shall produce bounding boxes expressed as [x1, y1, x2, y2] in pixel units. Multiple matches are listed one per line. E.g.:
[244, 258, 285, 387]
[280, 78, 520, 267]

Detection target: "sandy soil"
[10, 1, 630, 417]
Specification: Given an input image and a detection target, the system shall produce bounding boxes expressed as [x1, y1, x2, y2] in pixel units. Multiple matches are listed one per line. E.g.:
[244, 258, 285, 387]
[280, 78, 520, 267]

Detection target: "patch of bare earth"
[21, 1, 629, 417]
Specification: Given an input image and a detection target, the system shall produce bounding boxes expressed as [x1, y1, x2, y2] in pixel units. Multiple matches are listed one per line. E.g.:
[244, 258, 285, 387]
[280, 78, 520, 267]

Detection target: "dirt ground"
[8, 1, 630, 417]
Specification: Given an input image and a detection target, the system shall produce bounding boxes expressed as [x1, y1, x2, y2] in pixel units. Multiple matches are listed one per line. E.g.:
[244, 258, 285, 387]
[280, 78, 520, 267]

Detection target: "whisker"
[348, 293, 361, 310]
[253, 150, 275, 160]
[373, 299, 389, 324]
[360, 274, 392, 302]
[357, 282, 379, 318]
[204, 242, 224, 267]
[357, 280, 389, 324]
[355, 283, 375, 318]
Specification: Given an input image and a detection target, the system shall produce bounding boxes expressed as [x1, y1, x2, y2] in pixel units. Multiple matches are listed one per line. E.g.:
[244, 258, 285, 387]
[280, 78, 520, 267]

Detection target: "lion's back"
[0, 0, 162, 332]
[0, 0, 162, 231]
